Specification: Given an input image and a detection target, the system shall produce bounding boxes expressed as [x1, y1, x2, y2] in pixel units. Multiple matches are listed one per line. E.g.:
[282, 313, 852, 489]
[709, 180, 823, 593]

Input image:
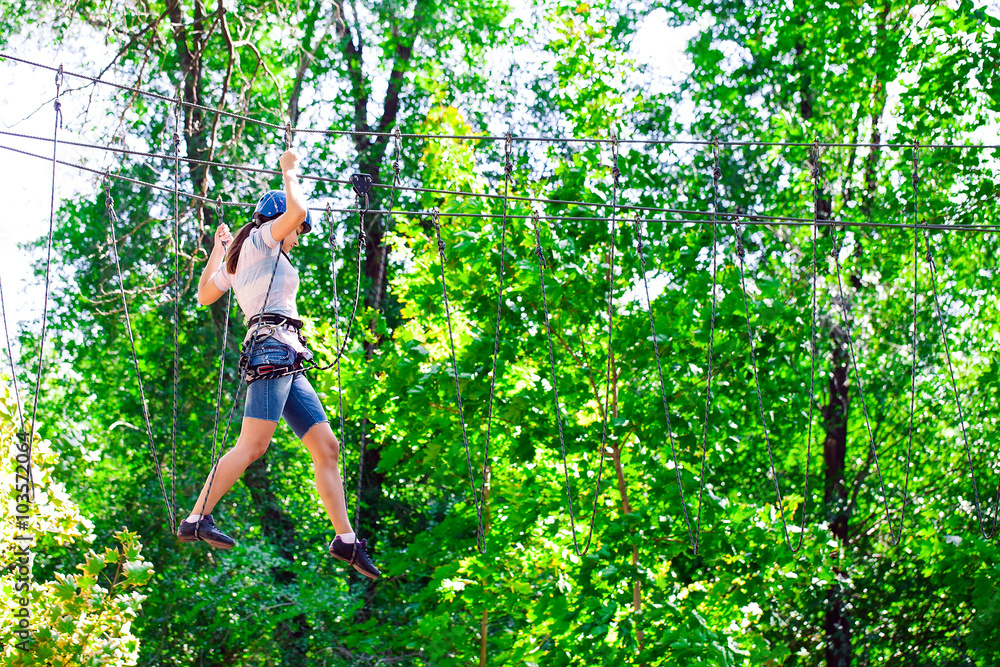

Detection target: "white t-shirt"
[212, 221, 306, 354]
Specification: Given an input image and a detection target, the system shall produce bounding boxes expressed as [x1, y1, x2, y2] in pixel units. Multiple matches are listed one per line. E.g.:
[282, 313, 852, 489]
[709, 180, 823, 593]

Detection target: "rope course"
[170, 97, 181, 523]
[4, 52, 1000, 553]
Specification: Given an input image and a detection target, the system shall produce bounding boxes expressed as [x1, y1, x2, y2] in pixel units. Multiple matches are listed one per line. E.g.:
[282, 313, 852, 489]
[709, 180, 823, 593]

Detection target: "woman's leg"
[188, 416, 278, 516]
[301, 421, 353, 535]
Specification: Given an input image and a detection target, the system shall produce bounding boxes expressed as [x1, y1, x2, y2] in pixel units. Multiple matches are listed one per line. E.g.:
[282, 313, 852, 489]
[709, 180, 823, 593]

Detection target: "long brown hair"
[225, 213, 278, 275]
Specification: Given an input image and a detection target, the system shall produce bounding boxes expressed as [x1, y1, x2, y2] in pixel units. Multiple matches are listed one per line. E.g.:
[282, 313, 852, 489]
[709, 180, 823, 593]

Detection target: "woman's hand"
[214, 223, 233, 253]
[279, 150, 299, 174]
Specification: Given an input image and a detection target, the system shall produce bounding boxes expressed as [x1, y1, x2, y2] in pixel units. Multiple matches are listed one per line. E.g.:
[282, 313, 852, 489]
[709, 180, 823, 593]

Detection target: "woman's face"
[281, 224, 306, 253]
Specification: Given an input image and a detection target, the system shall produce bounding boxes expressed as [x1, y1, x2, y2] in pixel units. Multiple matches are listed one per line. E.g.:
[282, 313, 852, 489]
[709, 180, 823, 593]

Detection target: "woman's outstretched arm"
[268, 149, 309, 242]
[197, 223, 233, 305]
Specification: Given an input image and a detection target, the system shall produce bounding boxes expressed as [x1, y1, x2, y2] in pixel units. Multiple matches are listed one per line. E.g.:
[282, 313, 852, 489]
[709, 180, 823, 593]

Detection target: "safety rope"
[0, 273, 26, 431]
[920, 165, 1000, 540]
[325, 205, 350, 476]
[4, 139, 999, 234]
[884, 142, 922, 545]
[356, 128, 404, 537]
[631, 210, 702, 553]
[472, 131, 516, 552]
[24, 64, 64, 500]
[693, 141, 723, 551]
[730, 142, 821, 552]
[306, 192, 366, 372]
[170, 97, 181, 521]
[432, 210, 487, 552]
[104, 176, 176, 533]
[829, 190, 898, 540]
[530, 208, 601, 556]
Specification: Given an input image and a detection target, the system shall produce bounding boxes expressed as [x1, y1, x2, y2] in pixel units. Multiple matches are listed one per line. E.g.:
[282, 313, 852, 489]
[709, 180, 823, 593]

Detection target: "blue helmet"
[252, 190, 312, 233]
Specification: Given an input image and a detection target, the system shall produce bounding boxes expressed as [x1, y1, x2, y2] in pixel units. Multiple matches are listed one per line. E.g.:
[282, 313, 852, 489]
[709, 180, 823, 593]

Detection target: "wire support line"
[884, 143, 923, 546]
[6, 140, 1000, 235]
[25, 65, 64, 501]
[433, 210, 489, 553]
[170, 100, 181, 522]
[324, 206, 350, 493]
[104, 177, 177, 534]
[8, 129, 1000, 233]
[0, 272, 26, 432]
[4, 52, 1000, 151]
[830, 218, 899, 541]
[472, 131, 515, 553]
[4, 140, 1000, 233]
[530, 209, 604, 557]
[922, 229, 1000, 540]
[631, 211, 699, 551]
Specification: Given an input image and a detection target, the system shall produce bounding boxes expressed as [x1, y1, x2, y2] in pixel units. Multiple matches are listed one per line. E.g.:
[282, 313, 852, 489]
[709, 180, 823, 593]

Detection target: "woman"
[177, 149, 380, 580]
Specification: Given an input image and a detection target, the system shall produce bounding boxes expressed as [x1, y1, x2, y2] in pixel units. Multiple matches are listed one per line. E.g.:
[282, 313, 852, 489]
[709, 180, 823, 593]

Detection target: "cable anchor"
[351, 173, 373, 212]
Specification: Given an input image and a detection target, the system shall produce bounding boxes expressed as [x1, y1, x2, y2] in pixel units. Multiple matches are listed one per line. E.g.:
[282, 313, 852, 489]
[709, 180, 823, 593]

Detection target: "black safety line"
[920, 174, 1000, 540]
[104, 176, 176, 533]
[196, 212, 285, 528]
[432, 210, 488, 552]
[170, 97, 181, 522]
[829, 201, 899, 540]
[0, 272, 26, 432]
[24, 65, 64, 500]
[631, 210, 702, 553]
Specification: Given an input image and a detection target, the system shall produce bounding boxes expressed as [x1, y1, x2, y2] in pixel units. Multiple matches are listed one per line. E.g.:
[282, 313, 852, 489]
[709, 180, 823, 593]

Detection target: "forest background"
[1, 0, 1000, 665]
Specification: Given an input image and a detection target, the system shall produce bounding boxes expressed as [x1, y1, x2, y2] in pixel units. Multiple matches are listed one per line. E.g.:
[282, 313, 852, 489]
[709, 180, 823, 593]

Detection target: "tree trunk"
[823, 325, 851, 667]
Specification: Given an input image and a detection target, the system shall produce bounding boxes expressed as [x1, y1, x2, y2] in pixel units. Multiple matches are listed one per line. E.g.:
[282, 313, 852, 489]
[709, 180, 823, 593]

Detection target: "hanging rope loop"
[52, 64, 64, 128]
[610, 130, 621, 185]
[503, 131, 513, 176]
[531, 211, 545, 265]
[392, 126, 403, 179]
[432, 209, 446, 256]
[325, 202, 336, 246]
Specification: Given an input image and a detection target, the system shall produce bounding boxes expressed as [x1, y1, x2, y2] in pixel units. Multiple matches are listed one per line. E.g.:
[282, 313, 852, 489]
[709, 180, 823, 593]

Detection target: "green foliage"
[0, 385, 152, 666]
[3, 0, 1000, 664]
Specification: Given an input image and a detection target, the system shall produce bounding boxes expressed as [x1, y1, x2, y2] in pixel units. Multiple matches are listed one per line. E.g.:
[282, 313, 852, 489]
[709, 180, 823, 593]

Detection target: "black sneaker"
[176, 514, 236, 550]
[329, 536, 381, 580]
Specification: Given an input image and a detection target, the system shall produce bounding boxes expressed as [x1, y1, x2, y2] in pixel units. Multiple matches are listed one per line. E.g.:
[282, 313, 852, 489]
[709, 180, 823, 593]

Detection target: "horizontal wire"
[6, 131, 998, 233]
[4, 54, 1000, 151]
[5, 141, 999, 233]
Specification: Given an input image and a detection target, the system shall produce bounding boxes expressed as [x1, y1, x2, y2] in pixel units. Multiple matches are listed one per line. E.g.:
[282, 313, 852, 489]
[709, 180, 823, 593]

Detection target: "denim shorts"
[243, 340, 328, 438]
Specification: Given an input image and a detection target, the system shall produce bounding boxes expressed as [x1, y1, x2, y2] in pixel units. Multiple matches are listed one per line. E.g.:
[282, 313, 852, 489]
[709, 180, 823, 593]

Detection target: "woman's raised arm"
[197, 223, 233, 305]
[268, 150, 309, 242]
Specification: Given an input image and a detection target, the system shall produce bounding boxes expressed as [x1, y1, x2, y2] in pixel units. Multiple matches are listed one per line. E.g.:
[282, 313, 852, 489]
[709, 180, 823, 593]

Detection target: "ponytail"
[225, 213, 278, 275]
